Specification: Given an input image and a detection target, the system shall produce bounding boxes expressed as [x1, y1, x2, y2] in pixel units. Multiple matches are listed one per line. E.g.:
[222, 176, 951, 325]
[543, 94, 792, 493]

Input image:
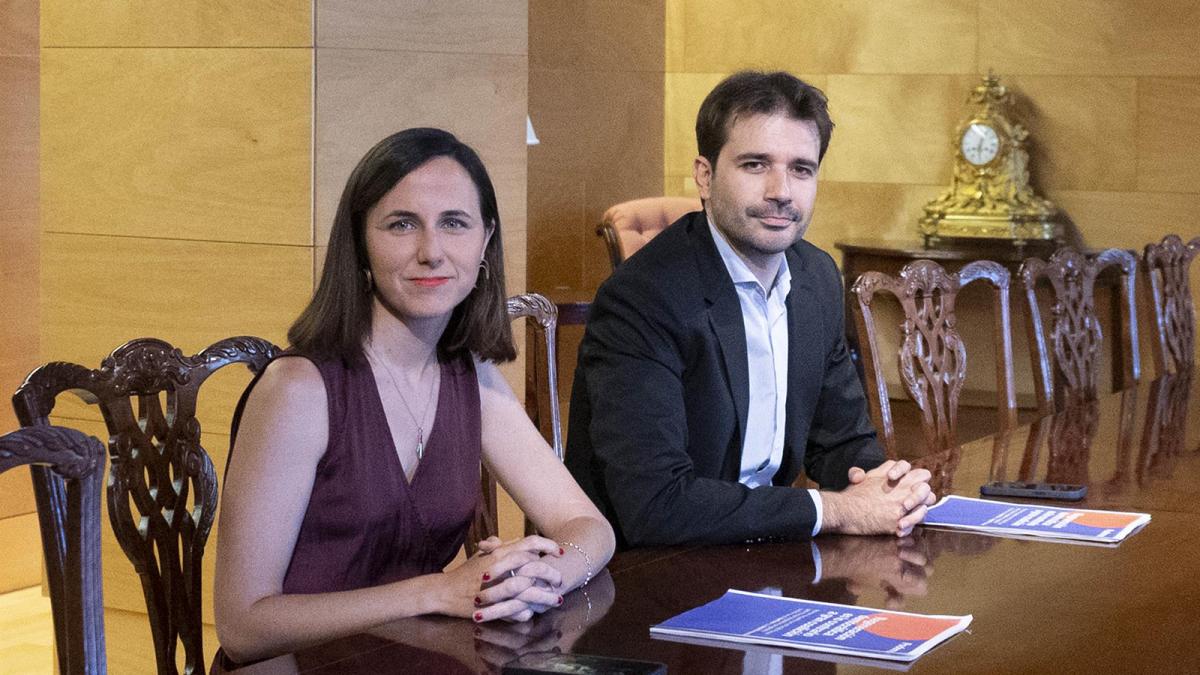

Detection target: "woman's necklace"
[366, 344, 439, 461]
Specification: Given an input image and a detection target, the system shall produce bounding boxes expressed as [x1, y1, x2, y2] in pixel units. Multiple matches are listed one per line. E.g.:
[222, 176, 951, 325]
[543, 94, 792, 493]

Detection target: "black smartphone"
[980, 481, 1087, 501]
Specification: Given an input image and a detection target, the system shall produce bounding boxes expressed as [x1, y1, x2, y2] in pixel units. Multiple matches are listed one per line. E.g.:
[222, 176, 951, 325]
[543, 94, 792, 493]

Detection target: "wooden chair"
[852, 259, 1016, 458]
[467, 293, 562, 553]
[0, 425, 107, 675]
[1142, 234, 1200, 375]
[12, 337, 280, 675]
[1020, 247, 1140, 415]
[596, 197, 701, 270]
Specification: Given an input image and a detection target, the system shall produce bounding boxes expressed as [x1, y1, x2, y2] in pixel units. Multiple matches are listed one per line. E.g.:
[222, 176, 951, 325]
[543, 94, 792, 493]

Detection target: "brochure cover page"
[650, 590, 972, 663]
[923, 495, 1151, 543]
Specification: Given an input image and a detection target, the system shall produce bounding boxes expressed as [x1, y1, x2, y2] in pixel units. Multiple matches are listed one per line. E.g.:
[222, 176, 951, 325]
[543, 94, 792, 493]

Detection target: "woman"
[214, 128, 615, 664]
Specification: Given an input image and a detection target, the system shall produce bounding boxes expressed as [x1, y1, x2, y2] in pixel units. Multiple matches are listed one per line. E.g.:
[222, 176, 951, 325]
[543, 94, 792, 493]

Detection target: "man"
[565, 71, 934, 548]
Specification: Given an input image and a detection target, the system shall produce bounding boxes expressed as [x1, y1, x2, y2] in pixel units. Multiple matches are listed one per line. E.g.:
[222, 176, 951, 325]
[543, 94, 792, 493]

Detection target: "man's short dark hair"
[695, 70, 834, 169]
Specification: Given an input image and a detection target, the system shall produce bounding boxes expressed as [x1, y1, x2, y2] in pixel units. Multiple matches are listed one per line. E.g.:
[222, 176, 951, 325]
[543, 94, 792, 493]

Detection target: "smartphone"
[980, 481, 1087, 501]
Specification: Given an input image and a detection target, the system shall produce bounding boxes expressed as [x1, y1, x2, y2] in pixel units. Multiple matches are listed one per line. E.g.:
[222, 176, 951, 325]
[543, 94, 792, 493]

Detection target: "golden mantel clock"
[919, 72, 1062, 246]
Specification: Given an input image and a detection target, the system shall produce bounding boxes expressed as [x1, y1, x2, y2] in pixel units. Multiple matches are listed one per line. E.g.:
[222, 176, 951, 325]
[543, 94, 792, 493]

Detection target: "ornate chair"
[12, 337, 280, 675]
[1020, 247, 1140, 415]
[0, 425, 107, 675]
[467, 293, 561, 553]
[1142, 235, 1200, 376]
[852, 259, 1016, 458]
[596, 197, 701, 270]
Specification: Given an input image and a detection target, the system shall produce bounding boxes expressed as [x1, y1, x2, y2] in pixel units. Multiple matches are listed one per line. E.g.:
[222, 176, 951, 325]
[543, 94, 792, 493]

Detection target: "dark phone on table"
[980, 481, 1087, 501]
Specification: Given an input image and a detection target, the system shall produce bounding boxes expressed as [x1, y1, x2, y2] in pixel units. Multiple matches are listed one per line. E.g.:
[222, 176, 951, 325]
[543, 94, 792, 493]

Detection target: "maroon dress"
[273, 353, 481, 593]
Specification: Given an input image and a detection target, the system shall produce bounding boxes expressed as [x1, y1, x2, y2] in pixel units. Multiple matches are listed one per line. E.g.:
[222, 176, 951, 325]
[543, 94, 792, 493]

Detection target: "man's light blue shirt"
[707, 216, 823, 536]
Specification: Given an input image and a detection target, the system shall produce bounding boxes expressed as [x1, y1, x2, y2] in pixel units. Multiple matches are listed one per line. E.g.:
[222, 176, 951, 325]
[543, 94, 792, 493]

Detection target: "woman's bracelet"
[559, 540, 593, 587]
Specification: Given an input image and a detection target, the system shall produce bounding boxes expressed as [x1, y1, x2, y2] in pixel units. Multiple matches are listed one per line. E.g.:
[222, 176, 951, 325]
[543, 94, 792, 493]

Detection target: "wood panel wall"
[36, 1, 312, 667]
[528, 0, 665, 296]
[663, 0, 1200, 395]
[0, 0, 41, 594]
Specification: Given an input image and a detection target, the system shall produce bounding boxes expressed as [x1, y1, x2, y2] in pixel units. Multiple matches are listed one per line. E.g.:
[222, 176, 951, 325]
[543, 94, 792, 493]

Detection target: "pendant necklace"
[367, 344, 439, 461]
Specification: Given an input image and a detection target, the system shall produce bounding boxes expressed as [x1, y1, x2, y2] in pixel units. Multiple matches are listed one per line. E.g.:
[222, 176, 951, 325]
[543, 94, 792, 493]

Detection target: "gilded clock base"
[919, 213, 1063, 247]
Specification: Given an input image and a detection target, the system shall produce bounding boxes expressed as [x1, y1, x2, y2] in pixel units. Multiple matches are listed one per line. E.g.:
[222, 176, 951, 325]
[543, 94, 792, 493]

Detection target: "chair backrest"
[467, 293, 561, 553]
[596, 197, 701, 270]
[1020, 247, 1140, 415]
[12, 336, 280, 675]
[852, 259, 1016, 457]
[0, 425, 107, 675]
[1142, 234, 1200, 375]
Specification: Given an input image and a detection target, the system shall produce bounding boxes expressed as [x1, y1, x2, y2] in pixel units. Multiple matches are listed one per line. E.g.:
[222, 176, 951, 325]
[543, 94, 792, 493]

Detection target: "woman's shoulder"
[253, 355, 328, 409]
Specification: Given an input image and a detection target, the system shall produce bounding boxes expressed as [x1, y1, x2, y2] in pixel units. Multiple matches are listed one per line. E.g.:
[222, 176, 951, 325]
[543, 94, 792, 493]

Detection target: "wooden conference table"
[225, 372, 1200, 674]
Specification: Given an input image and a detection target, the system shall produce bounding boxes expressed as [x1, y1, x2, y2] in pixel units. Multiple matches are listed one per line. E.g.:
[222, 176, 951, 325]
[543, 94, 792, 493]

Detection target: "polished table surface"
[226, 373, 1200, 674]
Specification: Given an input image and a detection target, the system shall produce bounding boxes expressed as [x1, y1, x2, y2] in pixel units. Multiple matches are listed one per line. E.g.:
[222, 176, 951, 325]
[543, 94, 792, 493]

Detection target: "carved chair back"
[12, 337, 280, 675]
[596, 197, 701, 270]
[1020, 247, 1140, 415]
[852, 259, 1016, 458]
[0, 425, 107, 675]
[1142, 235, 1200, 375]
[467, 294, 561, 554]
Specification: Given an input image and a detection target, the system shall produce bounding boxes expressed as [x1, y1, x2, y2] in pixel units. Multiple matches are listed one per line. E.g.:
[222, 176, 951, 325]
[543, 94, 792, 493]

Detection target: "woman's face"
[364, 156, 492, 324]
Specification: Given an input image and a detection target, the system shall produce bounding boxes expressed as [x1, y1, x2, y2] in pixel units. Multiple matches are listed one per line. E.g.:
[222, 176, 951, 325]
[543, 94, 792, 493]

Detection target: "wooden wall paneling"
[1003, 76, 1138, 192]
[0, 54, 39, 433]
[1049, 190, 1200, 252]
[580, 69, 664, 291]
[810, 182, 942, 257]
[40, 233, 311, 426]
[677, 0, 976, 74]
[529, 0, 586, 72]
[0, 0, 38, 56]
[316, 0, 525, 54]
[1137, 77, 1200, 194]
[313, 49, 526, 251]
[0, 513, 40, 592]
[528, 69, 588, 291]
[579, 0, 665, 73]
[663, 71, 727, 178]
[40, 48, 312, 246]
[665, 0, 685, 72]
[40, 0, 311, 47]
[0, 0, 39, 593]
[820, 74, 980, 185]
[979, 0, 1200, 77]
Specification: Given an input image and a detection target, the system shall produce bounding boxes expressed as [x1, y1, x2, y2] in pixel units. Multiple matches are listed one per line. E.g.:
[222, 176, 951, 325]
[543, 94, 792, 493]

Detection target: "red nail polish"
[558, 547, 564, 556]
[481, 573, 490, 581]
[556, 595, 564, 605]
[474, 596, 482, 606]
[474, 612, 483, 622]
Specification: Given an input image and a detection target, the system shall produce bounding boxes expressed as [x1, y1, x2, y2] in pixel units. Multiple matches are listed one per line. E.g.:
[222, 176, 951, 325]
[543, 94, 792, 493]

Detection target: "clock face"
[960, 123, 1000, 166]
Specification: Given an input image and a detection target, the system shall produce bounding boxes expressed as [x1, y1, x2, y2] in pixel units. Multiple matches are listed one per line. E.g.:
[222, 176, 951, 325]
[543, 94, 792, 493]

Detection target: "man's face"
[694, 113, 821, 269]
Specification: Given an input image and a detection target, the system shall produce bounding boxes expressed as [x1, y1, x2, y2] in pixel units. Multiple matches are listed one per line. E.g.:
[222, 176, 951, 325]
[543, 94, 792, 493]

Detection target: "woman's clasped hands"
[446, 535, 567, 623]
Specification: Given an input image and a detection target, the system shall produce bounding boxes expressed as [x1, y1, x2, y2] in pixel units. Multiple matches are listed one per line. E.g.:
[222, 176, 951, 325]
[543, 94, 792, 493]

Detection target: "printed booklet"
[650, 590, 972, 663]
[923, 495, 1150, 544]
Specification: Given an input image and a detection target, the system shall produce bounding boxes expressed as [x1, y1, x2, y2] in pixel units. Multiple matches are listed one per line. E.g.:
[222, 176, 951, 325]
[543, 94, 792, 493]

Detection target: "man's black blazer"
[565, 210, 885, 548]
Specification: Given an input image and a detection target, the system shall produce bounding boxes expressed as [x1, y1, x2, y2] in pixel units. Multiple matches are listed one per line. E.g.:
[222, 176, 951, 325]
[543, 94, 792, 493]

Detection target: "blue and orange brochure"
[650, 590, 971, 663]
[923, 495, 1150, 544]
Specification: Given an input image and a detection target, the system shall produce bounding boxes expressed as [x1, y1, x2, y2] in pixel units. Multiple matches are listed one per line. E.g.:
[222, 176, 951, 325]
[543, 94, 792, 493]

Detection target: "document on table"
[650, 589, 972, 663]
[923, 495, 1150, 544]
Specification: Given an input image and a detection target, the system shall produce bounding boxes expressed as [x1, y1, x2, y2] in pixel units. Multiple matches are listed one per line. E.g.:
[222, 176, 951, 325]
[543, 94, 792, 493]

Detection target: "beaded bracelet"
[559, 540, 593, 587]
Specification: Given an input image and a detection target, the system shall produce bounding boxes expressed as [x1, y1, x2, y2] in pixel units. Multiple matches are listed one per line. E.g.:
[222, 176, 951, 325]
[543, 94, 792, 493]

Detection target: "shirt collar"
[706, 211, 791, 295]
